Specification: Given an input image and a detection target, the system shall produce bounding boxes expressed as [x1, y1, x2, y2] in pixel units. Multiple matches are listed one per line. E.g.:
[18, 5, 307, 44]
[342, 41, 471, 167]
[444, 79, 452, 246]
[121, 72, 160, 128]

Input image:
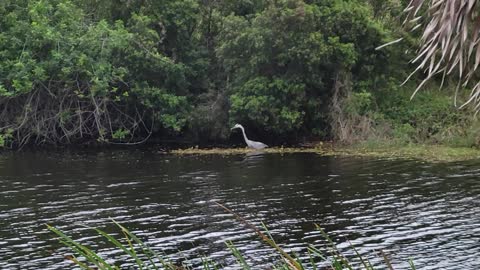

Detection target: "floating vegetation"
[345, 143, 480, 162]
[169, 146, 330, 156]
[167, 143, 480, 162]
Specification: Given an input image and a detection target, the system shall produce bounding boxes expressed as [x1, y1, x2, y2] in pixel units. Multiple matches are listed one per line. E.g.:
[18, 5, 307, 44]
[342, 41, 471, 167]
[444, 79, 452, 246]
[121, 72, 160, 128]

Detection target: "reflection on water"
[0, 151, 479, 269]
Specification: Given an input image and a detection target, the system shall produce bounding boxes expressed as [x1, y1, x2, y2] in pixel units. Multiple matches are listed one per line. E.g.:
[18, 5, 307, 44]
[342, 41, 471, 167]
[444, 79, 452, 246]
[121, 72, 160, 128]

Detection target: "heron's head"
[231, 123, 243, 130]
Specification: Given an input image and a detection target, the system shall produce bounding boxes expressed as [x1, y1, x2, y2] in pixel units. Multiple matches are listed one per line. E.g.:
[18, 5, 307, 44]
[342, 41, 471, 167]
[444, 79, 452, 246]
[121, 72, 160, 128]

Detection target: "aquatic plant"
[168, 143, 480, 162]
[47, 204, 417, 270]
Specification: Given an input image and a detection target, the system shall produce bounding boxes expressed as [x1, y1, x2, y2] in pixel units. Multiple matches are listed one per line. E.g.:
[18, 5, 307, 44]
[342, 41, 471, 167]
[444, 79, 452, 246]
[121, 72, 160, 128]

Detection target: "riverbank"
[2, 140, 479, 162]
[170, 142, 480, 162]
[340, 142, 480, 162]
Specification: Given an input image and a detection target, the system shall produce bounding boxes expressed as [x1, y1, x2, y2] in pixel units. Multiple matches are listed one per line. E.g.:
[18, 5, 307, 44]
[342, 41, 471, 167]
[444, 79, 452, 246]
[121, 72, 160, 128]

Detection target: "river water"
[0, 150, 479, 269]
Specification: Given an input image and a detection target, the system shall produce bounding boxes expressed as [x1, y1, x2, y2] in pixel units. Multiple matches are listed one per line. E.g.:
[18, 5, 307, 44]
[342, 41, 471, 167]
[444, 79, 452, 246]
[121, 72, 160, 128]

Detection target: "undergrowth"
[331, 77, 480, 148]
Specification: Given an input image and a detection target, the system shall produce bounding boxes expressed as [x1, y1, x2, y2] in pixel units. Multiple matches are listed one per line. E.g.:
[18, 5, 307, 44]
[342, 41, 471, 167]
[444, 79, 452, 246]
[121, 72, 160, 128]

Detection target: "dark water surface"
[0, 150, 479, 269]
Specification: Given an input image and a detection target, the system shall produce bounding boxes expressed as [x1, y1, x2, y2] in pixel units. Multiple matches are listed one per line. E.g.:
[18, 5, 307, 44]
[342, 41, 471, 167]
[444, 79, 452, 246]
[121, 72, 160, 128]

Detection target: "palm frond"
[403, 0, 480, 110]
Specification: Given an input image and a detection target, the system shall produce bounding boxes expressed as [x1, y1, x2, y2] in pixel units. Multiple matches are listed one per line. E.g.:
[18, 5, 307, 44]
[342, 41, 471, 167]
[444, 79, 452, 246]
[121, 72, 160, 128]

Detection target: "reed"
[47, 205, 416, 270]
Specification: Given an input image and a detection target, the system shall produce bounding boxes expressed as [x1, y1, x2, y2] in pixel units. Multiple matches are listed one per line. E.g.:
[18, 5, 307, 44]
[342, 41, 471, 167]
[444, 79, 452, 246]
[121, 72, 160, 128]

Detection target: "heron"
[231, 124, 268, 149]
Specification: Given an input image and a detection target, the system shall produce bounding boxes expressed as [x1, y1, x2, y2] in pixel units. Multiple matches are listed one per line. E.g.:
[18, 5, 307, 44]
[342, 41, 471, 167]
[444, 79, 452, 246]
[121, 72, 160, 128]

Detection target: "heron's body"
[231, 124, 268, 149]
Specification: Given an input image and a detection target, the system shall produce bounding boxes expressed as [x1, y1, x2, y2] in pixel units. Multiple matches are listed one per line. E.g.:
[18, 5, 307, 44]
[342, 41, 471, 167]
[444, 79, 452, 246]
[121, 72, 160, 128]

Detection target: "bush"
[0, 0, 190, 146]
[378, 85, 473, 144]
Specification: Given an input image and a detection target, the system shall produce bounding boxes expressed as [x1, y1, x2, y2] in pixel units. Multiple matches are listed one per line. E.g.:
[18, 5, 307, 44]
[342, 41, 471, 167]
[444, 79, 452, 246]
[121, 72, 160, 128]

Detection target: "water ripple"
[0, 152, 479, 269]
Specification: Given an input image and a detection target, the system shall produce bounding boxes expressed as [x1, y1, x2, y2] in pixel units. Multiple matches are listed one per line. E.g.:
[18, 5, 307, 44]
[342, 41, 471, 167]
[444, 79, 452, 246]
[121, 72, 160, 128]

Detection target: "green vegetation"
[170, 146, 328, 155]
[333, 85, 479, 146]
[169, 144, 480, 162]
[0, 0, 478, 148]
[339, 143, 480, 162]
[48, 209, 416, 270]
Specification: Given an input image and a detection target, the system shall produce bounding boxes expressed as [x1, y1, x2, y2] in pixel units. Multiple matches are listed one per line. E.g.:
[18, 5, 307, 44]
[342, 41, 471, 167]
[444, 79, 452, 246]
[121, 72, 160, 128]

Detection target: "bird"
[231, 123, 268, 149]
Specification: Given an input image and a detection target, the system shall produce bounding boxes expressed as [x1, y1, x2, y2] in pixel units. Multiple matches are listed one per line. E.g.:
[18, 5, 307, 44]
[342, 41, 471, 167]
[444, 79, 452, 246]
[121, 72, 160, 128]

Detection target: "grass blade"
[348, 240, 371, 270]
[215, 202, 303, 270]
[47, 224, 114, 270]
[314, 225, 353, 270]
[111, 220, 171, 269]
[381, 250, 394, 270]
[226, 241, 251, 270]
[307, 249, 317, 270]
[409, 258, 417, 270]
[93, 227, 145, 269]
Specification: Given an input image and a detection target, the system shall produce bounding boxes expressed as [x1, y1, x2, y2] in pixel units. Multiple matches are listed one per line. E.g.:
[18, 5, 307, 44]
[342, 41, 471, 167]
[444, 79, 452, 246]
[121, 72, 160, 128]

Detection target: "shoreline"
[169, 143, 480, 162]
[2, 142, 479, 162]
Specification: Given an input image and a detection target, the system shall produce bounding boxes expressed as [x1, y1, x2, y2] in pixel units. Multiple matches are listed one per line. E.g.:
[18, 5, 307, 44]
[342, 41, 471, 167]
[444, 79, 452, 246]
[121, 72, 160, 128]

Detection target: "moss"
[338, 143, 480, 162]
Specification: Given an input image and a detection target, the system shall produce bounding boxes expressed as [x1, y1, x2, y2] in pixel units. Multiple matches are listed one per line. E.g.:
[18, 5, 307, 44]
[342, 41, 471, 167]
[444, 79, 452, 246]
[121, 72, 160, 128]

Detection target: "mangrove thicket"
[0, 0, 478, 147]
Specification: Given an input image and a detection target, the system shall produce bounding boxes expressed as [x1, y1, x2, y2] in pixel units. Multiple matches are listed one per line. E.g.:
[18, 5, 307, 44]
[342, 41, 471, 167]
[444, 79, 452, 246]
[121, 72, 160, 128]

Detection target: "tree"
[0, 0, 190, 146]
[217, 0, 392, 140]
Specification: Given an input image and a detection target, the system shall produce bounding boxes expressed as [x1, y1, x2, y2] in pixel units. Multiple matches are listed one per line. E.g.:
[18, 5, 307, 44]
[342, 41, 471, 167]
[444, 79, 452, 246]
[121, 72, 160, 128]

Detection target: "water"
[0, 150, 479, 269]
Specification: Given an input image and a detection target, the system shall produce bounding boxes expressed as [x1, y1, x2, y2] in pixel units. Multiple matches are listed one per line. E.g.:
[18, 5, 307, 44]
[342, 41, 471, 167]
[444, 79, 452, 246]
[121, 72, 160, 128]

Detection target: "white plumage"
[231, 124, 268, 149]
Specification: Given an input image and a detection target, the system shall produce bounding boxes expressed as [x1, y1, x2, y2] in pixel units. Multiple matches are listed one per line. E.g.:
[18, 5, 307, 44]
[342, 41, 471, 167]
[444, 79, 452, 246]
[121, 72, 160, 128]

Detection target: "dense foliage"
[0, 0, 476, 147]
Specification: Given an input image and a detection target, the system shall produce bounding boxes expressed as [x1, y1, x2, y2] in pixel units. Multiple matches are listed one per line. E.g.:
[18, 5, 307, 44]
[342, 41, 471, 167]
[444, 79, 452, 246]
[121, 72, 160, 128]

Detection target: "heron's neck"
[239, 126, 249, 142]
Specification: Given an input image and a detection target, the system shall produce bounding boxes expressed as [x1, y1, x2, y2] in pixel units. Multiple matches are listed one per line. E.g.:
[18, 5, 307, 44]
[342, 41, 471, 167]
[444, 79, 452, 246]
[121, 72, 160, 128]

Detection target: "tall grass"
[47, 204, 416, 270]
